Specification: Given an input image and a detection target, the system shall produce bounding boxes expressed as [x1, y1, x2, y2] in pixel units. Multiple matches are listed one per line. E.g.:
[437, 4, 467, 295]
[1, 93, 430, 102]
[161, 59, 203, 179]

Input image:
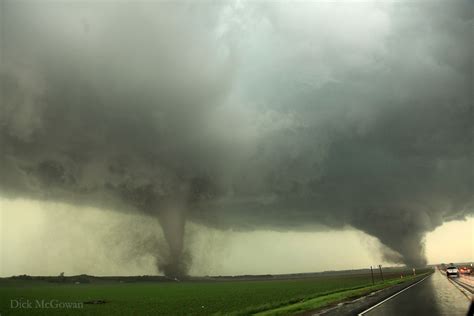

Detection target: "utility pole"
[370, 266, 375, 285]
[378, 265, 384, 282]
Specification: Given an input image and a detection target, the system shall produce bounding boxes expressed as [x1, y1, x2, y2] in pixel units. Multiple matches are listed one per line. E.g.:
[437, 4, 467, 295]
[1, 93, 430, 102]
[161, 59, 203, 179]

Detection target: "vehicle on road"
[458, 266, 471, 275]
[446, 265, 459, 278]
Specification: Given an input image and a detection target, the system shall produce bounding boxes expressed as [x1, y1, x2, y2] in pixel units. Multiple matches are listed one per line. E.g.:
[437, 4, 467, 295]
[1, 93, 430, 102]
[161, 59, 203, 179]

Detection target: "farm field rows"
[0, 269, 431, 315]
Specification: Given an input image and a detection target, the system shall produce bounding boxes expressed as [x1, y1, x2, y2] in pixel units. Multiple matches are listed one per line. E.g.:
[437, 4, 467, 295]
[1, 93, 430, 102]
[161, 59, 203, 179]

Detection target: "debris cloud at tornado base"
[0, 1, 472, 276]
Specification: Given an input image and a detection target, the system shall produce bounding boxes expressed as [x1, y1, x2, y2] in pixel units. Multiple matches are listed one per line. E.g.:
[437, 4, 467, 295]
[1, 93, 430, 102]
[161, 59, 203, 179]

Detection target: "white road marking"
[357, 274, 432, 315]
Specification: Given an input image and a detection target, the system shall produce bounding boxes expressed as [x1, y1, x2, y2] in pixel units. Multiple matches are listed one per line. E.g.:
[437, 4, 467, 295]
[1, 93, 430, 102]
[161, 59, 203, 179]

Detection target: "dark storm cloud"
[0, 0, 472, 274]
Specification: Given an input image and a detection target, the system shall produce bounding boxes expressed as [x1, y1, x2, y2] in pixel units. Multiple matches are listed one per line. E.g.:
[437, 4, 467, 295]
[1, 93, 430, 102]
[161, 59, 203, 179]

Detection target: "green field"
[0, 269, 432, 316]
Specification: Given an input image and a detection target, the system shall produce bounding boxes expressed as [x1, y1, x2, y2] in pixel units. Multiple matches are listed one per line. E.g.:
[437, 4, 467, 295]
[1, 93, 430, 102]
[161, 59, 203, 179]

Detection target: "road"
[362, 270, 471, 316]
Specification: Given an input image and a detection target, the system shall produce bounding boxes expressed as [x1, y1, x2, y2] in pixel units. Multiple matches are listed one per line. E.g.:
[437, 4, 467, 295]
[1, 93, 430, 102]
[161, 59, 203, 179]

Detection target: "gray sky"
[0, 1, 473, 276]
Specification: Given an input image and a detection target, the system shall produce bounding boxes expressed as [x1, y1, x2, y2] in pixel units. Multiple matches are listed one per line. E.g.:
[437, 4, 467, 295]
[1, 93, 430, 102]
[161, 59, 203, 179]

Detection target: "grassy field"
[0, 269, 432, 316]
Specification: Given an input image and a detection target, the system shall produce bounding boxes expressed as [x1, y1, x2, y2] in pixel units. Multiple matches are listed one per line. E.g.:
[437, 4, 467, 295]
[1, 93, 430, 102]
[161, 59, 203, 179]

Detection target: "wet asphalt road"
[363, 271, 471, 316]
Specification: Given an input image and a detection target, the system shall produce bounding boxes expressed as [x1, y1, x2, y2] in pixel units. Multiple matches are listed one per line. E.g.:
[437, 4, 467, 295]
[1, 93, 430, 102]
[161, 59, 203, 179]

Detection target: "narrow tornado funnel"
[157, 204, 188, 278]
